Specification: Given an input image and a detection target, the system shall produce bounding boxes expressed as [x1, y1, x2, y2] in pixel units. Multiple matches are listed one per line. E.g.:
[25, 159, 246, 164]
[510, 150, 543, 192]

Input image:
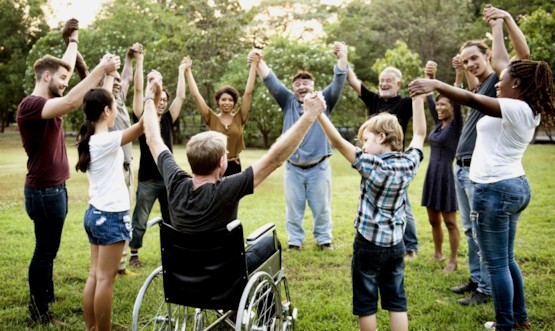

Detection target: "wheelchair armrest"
[146, 217, 164, 228]
[227, 219, 241, 232]
[246, 223, 276, 245]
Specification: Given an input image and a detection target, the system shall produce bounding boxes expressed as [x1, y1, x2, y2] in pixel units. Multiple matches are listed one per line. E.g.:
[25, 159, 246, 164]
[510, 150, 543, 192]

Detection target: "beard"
[48, 80, 63, 98]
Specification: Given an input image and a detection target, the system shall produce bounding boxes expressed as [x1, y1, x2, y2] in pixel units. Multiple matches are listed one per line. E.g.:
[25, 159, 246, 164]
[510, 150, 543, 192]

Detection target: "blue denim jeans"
[129, 180, 170, 250]
[473, 177, 530, 331]
[284, 159, 332, 246]
[84, 205, 132, 245]
[455, 165, 491, 294]
[352, 233, 406, 316]
[402, 195, 418, 252]
[24, 183, 68, 318]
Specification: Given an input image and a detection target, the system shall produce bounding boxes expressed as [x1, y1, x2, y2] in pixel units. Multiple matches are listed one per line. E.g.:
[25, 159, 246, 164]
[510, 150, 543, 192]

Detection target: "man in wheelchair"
[136, 74, 327, 330]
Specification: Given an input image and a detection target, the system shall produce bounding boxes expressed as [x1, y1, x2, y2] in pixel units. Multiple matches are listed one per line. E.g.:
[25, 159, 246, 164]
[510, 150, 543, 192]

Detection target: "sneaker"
[450, 280, 478, 294]
[484, 321, 495, 330]
[320, 243, 334, 251]
[405, 250, 417, 261]
[129, 255, 142, 267]
[116, 268, 136, 277]
[458, 291, 491, 305]
[484, 320, 532, 330]
[287, 244, 301, 251]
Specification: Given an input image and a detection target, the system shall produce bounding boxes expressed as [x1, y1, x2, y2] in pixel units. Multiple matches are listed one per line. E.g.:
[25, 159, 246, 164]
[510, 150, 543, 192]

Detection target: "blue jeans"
[455, 165, 491, 294]
[403, 195, 418, 252]
[129, 180, 170, 250]
[84, 205, 132, 245]
[473, 177, 530, 331]
[284, 159, 332, 246]
[24, 183, 68, 319]
[352, 233, 406, 316]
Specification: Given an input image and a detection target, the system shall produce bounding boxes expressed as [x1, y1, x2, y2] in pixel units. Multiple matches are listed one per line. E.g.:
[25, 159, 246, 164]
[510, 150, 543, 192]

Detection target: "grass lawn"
[0, 131, 554, 330]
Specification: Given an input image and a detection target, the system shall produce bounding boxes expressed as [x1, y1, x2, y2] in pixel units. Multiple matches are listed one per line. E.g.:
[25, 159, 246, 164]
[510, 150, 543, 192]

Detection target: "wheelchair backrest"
[160, 221, 248, 310]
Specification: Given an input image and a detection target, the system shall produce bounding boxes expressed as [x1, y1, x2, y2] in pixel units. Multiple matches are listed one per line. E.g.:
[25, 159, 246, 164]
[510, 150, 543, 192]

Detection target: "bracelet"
[453, 83, 463, 88]
[68, 38, 79, 44]
[143, 96, 155, 103]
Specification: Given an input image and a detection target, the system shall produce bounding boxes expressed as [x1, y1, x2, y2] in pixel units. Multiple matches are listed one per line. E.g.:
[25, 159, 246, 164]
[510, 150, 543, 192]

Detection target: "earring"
[512, 85, 516, 88]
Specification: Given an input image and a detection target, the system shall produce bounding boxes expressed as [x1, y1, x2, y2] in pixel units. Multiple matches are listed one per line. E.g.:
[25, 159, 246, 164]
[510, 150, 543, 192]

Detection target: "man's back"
[157, 151, 254, 232]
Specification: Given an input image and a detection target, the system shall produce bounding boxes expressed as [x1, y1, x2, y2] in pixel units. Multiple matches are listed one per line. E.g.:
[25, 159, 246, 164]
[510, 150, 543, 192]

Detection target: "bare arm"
[132, 52, 144, 118]
[484, 5, 529, 62]
[333, 41, 348, 71]
[347, 67, 362, 96]
[317, 114, 356, 164]
[408, 78, 502, 118]
[409, 95, 426, 150]
[120, 43, 143, 96]
[41, 54, 120, 119]
[240, 51, 260, 122]
[168, 57, 187, 123]
[121, 116, 144, 146]
[60, 19, 79, 78]
[183, 56, 211, 123]
[143, 73, 167, 164]
[251, 93, 326, 187]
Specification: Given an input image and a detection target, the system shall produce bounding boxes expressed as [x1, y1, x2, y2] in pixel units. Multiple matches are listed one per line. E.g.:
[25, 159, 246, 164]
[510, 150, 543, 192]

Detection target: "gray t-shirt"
[110, 90, 133, 164]
[157, 150, 254, 233]
[456, 73, 498, 159]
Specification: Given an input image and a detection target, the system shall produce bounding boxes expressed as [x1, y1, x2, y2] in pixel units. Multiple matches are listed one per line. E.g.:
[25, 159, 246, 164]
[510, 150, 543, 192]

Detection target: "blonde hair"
[186, 131, 227, 175]
[357, 113, 404, 151]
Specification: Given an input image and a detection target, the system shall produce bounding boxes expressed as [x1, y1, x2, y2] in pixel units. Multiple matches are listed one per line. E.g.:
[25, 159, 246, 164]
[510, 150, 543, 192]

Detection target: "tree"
[0, 0, 49, 132]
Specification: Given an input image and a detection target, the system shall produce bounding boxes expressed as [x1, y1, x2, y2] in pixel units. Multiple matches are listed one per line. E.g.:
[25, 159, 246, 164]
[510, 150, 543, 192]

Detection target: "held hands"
[425, 60, 437, 79]
[333, 41, 347, 60]
[452, 54, 464, 72]
[408, 79, 437, 98]
[100, 53, 121, 75]
[303, 92, 326, 119]
[146, 71, 163, 106]
[248, 49, 262, 64]
[181, 56, 192, 71]
[483, 4, 507, 27]
[62, 18, 79, 46]
[127, 43, 144, 59]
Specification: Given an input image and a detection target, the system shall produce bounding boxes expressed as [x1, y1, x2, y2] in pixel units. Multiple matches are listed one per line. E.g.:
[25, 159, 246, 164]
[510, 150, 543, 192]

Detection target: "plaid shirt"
[352, 147, 423, 247]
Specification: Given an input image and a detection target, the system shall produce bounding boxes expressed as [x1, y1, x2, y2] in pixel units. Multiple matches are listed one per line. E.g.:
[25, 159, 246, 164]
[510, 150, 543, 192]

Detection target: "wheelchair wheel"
[235, 271, 282, 331]
[132, 266, 187, 331]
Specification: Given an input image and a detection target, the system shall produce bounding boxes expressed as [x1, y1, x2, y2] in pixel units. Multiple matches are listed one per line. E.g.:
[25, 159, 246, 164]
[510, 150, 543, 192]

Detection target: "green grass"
[1, 131, 554, 330]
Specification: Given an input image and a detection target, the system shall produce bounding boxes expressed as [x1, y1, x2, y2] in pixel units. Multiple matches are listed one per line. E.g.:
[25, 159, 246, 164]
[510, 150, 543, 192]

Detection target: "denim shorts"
[352, 233, 407, 316]
[84, 205, 132, 245]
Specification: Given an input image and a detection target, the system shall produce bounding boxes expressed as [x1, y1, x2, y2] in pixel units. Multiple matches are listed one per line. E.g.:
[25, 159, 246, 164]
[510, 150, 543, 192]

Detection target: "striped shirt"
[352, 147, 423, 247]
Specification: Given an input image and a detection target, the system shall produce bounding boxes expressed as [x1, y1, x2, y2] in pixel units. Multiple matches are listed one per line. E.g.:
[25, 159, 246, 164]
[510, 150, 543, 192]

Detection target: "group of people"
[16, 4, 554, 331]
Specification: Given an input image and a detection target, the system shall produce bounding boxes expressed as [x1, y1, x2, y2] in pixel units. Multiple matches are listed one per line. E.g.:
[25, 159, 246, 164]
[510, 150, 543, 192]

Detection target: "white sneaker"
[484, 321, 495, 330]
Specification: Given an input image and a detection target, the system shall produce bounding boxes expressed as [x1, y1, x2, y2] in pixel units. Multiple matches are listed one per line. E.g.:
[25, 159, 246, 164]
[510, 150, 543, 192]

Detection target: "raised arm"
[121, 116, 144, 146]
[408, 78, 501, 118]
[317, 113, 356, 164]
[334, 41, 348, 71]
[168, 57, 187, 123]
[347, 68, 362, 96]
[41, 54, 121, 119]
[484, 5, 529, 61]
[120, 43, 143, 97]
[183, 56, 212, 123]
[143, 72, 167, 164]
[409, 95, 427, 150]
[132, 48, 144, 118]
[60, 18, 79, 78]
[452, 54, 478, 91]
[241, 51, 260, 122]
[250, 49, 271, 79]
[251, 93, 326, 187]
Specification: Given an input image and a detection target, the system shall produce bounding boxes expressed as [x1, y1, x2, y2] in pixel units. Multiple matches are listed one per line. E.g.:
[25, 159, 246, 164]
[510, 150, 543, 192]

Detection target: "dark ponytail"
[75, 88, 114, 172]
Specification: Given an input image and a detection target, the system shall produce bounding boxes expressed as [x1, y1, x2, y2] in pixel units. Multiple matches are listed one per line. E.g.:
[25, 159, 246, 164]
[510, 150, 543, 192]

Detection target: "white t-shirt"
[88, 131, 129, 211]
[470, 98, 540, 184]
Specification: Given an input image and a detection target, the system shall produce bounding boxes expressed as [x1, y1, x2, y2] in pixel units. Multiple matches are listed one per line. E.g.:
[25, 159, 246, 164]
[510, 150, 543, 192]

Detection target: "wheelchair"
[132, 217, 298, 331]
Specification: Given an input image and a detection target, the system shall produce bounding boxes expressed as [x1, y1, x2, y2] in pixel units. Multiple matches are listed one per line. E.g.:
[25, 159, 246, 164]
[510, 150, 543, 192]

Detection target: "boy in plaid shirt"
[317, 95, 427, 331]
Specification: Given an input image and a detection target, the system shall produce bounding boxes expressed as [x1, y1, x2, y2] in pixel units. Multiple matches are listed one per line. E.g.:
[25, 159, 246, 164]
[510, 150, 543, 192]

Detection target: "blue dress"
[421, 95, 463, 211]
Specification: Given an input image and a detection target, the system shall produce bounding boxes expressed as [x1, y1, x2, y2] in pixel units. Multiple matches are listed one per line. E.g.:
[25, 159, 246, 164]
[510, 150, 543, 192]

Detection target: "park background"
[1, 0, 554, 329]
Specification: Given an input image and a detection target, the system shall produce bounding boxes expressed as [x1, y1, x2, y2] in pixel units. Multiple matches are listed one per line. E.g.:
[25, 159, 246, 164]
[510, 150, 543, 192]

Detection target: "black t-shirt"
[134, 112, 174, 182]
[157, 150, 254, 233]
[360, 84, 413, 144]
